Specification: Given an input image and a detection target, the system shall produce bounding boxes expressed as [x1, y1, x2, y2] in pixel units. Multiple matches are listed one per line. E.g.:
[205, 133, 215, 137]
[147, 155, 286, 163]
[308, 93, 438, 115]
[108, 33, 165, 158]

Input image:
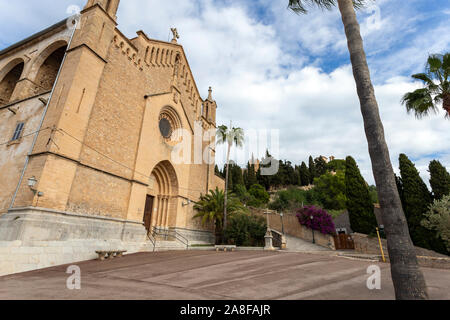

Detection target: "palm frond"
[401, 88, 437, 119]
[216, 125, 228, 145]
[427, 54, 443, 79]
[442, 53, 450, 82]
[288, 0, 368, 14]
[411, 73, 439, 93]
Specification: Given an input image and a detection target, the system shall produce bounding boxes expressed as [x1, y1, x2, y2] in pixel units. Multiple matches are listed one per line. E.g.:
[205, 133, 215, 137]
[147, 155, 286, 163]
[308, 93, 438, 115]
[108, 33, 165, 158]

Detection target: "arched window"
[34, 45, 67, 93]
[0, 61, 24, 105]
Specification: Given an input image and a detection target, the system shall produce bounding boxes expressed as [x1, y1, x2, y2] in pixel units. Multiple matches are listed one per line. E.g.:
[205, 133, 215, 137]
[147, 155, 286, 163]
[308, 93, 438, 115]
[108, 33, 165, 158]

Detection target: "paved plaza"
[1, 250, 449, 300]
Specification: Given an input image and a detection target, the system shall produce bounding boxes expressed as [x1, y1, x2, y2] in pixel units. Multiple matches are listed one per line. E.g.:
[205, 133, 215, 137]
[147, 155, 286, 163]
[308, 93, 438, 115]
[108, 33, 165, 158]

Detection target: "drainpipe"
[9, 17, 79, 210]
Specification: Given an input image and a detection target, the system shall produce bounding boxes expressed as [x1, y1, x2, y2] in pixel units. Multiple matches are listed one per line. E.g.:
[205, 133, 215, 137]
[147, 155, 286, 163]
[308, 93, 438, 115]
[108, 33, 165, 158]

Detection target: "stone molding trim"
[0, 207, 147, 242]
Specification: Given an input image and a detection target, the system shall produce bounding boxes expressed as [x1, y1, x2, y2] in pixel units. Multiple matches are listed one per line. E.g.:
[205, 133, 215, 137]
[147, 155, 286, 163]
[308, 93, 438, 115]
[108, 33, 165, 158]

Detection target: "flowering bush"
[296, 205, 336, 235]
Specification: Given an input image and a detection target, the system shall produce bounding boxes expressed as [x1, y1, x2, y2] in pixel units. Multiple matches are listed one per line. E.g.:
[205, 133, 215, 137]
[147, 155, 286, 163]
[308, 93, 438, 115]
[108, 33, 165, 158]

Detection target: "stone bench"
[96, 250, 127, 261]
[215, 245, 236, 252]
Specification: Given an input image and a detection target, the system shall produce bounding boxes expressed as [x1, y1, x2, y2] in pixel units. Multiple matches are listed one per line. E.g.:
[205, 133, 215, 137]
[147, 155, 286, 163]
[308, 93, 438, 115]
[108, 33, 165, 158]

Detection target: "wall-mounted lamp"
[27, 176, 44, 197]
[28, 176, 38, 190]
[182, 199, 191, 207]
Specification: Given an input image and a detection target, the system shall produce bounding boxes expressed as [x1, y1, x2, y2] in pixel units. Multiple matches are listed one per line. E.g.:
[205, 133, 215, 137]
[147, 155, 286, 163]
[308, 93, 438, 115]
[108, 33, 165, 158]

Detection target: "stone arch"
[0, 58, 24, 105]
[148, 160, 179, 229]
[28, 40, 68, 93]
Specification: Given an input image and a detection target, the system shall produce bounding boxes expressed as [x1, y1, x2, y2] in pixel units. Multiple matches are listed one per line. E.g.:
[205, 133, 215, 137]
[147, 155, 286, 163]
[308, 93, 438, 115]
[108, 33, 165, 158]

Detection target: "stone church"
[0, 0, 224, 275]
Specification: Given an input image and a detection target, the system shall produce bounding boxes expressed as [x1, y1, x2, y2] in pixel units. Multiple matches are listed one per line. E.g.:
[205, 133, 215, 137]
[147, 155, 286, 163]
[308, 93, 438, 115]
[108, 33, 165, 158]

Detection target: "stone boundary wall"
[252, 209, 335, 250]
[352, 232, 450, 269]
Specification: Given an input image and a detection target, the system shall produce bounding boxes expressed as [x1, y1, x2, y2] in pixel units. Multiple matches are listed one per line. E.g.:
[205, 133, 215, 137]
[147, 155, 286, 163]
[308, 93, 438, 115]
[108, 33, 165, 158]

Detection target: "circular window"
[159, 118, 172, 138]
[158, 107, 182, 144]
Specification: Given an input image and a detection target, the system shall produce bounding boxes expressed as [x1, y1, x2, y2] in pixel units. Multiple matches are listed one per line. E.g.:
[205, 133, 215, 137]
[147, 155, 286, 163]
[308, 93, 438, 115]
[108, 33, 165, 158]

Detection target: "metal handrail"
[146, 232, 156, 252]
[152, 226, 189, 250]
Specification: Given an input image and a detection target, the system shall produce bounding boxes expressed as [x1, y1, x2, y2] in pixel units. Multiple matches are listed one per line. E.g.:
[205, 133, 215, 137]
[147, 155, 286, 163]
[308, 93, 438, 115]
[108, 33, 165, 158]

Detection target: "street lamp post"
[310, 215, 315, 244]
[280, 212, 285, 235]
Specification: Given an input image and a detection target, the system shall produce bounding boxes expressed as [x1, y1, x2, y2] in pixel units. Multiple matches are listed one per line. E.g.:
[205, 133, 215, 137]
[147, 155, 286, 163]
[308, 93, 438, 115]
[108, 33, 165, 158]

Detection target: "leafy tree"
[299, 162, 310, 186]
[296, 206, 335, 235]
[314, 157, 327, 176]
[421, 195, 450, 254]
[401, 53, 450, 119]
[248, 184, 270, 205]
[313, 171, 347, 210]
[429, 160, 450, 200]
[327, 159, 346, 172]
[288, 0, 428, 299]
[308, 155, 316, 184]
[399, 154, 447, 254]
[216, 125, 244, 230]
[345, 156, 378, 234]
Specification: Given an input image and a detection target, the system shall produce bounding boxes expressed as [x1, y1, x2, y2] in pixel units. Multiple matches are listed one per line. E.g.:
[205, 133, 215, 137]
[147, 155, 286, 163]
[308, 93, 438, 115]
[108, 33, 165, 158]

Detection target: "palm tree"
[288, 0, 428, 299]
[402, 53, 450, 119]
[193, 187, 245, 243]
[216, 124, 244, 232]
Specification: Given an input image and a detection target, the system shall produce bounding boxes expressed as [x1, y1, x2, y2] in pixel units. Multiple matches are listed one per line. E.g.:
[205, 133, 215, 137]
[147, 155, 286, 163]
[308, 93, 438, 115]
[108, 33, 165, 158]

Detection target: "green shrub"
[224, 213, 267, 246]
[248, 184, 270, 204]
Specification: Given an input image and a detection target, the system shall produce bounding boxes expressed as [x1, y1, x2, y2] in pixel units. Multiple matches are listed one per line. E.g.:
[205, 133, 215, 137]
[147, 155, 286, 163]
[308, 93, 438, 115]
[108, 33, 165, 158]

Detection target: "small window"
[11, 122, 25, 141]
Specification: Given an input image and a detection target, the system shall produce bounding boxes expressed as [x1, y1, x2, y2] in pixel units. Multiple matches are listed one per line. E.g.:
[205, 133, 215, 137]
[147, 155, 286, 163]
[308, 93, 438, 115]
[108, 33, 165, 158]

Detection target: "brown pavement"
[0, 250, 449, 300]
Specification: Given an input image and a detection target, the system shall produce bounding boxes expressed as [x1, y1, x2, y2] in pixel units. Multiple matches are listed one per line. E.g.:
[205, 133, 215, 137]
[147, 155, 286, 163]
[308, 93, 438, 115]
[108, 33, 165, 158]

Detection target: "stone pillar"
[264, 229, 274, 251]
[164, 197, 170, 228]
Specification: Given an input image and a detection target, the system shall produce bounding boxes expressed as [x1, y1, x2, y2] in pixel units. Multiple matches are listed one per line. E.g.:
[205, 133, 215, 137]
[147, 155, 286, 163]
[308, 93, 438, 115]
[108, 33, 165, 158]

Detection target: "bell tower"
[203, 87, 217, 124]
[84, 0, 120, 20]
[11, 0, 121, 210]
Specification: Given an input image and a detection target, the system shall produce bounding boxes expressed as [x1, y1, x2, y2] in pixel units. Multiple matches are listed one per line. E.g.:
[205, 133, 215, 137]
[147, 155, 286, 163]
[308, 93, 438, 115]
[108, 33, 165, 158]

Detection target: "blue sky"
[0, 0, 449, 186]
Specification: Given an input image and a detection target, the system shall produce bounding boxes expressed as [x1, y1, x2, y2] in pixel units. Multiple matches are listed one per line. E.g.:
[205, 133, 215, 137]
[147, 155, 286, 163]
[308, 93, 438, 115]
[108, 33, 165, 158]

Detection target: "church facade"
[0, 0, 224, 274]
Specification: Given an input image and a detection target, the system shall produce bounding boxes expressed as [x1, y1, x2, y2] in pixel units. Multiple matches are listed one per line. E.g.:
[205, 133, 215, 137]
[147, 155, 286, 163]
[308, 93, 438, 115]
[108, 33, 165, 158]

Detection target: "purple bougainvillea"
[296, 206, 335, 235]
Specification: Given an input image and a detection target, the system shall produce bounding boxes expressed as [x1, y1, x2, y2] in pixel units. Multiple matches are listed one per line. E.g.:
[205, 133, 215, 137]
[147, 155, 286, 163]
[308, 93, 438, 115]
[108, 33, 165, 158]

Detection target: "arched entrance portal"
[143, 161, 179, 234]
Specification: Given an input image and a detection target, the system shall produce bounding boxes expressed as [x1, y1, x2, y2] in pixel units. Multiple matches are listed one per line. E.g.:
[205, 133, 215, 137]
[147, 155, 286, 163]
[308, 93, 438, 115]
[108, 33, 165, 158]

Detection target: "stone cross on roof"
[171, 28, 180, 43]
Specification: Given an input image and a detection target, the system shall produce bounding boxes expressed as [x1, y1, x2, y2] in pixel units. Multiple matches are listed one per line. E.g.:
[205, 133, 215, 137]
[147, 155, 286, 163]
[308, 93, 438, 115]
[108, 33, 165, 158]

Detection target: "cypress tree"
[314, 157, 327, 176]
[399, 154, 446, 253]
[231, 164, 244, 188]
[243, 169, 249, 189]
[215, 165, 222, 177]
[345, 156, 378, 234]
[300, 162, 310, 186]
[309, 156, 316, 183]
[246, 162, 257, 188]
[429, 160, 450, 200]
[395, 174, 405, 206]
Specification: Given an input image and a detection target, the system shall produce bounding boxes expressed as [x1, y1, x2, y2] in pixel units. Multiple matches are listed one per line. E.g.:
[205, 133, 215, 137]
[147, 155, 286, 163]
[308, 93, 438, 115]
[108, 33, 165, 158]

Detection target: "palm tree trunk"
[337, 0, 428, 300]
[223, 143, 232, 234]
[443, 94, 450, 118]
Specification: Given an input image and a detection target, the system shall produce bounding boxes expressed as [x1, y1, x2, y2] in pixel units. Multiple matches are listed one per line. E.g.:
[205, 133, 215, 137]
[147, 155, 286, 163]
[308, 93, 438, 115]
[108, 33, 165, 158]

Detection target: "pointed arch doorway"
[143, 161, 179, 234]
